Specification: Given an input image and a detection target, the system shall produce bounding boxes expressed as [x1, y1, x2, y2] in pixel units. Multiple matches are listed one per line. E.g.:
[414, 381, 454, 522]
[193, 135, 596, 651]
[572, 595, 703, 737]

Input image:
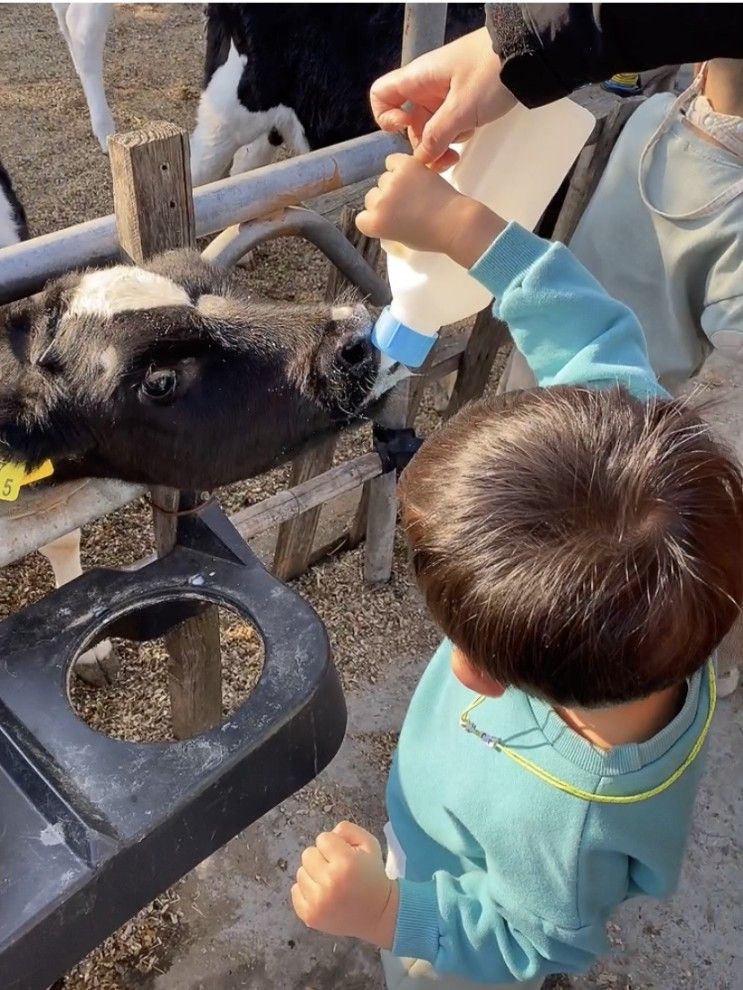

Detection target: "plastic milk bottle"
[372, 99, 595, 368]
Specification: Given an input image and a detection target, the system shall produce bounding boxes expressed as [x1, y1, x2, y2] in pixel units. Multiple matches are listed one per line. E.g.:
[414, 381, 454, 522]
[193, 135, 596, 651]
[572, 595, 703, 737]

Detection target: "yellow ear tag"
[0, 459, 54, 502]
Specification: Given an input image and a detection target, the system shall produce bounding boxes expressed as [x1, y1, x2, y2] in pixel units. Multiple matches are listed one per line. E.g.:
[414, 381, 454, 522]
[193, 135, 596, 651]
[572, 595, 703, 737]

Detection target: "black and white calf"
[2, 248, 395, 675]
[191, 4, 485, 185]
[52, 3, 484, 181]
[2, 252, 389, 489]
[53, 2, 115, 152]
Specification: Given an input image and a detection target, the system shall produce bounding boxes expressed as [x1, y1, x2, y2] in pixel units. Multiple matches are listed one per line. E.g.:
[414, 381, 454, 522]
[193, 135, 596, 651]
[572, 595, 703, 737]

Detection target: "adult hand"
[370, 27, 518, 170]
[292, 821, 399, 949]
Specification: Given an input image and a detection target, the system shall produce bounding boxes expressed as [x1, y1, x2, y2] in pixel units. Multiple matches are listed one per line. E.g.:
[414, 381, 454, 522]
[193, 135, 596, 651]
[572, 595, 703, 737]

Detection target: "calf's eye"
[140, 367, 178, 404]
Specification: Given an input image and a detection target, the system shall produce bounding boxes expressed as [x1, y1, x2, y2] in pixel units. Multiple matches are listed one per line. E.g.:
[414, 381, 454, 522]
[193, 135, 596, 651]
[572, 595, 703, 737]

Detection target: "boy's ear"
[450, 646, 506, 698]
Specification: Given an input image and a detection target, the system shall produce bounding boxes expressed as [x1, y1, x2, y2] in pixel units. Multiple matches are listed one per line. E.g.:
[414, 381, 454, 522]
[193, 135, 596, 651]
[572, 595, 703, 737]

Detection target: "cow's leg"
[191, 43, 285, 186]
[39, 530, 120, 687]
[228, 107, 310, 177]
[57, 2, 115, 152]
[273, 105, 310, 157]
[228, 131, 282, 176]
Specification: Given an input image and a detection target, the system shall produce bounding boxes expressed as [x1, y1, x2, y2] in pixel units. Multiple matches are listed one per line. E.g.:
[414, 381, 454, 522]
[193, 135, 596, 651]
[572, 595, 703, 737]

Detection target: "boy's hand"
[357, 154, 505, 268]
[292, 821, 399, 949]
[370, 27, 517, 170]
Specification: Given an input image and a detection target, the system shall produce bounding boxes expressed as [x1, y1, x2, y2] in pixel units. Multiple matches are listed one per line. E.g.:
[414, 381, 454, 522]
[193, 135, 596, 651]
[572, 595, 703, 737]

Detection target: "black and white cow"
[54, 2, 115, 152]
[53, 3, 484, 182]
[2, 251, 390, 490]
[191, 4, 485, 185]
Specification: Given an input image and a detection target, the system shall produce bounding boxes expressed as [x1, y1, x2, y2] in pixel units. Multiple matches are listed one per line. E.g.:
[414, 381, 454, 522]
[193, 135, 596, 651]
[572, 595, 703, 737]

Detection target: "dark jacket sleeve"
[485, 4, 743, 108]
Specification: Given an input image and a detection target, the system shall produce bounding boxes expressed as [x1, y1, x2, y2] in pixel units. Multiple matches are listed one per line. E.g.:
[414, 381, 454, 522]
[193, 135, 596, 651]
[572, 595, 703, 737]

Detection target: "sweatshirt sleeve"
[394, 869, 612, 983]
[469, 223, 668, 401]
[485, 4, 743, 109]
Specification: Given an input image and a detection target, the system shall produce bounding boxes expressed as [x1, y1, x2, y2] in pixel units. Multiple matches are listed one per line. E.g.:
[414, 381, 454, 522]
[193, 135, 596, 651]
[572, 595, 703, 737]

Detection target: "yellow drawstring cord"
[459, 662, 716, 804]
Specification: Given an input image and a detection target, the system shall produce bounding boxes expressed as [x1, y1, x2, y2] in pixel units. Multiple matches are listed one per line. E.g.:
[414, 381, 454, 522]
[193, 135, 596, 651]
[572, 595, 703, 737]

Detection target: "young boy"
[503, 58, 743, 694]
[291, 154, 743, 988]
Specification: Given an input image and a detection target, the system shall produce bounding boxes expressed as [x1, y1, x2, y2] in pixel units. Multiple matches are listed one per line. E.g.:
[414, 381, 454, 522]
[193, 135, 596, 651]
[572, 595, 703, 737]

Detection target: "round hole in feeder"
[161, 163, 169, 172]
[67, 603, 264, 743]
[169, 199, 176, 208]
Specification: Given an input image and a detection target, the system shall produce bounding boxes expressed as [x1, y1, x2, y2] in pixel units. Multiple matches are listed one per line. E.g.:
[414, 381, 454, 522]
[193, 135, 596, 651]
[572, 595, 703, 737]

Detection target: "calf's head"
[0, 250, 396, 489]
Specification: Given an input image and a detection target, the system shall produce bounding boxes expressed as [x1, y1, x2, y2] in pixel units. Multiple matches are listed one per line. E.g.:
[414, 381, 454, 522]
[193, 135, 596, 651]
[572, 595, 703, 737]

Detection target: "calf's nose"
[335, 330, 374, 371]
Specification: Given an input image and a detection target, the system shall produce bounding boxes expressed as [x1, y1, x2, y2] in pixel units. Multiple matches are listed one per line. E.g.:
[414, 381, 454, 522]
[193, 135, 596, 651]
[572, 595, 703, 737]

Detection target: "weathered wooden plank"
[324, 204, 382, 301]
[109, 121, 196, 261]
[446, 311, 511, 418]
[272, 436, 338, 581]
[109, 122, 222, 740]
[232, 452, 382, 539]
[306, 177, 377, 223]
[362, 470, 399, 584]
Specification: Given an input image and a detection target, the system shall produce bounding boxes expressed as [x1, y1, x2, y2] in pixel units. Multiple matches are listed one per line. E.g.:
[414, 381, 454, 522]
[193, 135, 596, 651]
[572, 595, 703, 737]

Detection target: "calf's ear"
[34, 284, 74, 372]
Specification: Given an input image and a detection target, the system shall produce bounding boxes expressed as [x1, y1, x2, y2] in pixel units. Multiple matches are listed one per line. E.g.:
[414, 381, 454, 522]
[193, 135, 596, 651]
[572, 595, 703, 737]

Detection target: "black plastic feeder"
[0, 503, 346, 989]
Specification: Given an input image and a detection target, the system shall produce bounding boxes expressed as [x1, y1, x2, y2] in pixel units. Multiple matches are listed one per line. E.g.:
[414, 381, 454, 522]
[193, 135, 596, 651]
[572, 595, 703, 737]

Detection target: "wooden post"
[273, 205, 381, 581]
[363, 374, 412, 584]
[445, 310, 512, 418]
[272, 435, 338, 581]
[109, 121, 195, 260]
[109, 121, 222, 739]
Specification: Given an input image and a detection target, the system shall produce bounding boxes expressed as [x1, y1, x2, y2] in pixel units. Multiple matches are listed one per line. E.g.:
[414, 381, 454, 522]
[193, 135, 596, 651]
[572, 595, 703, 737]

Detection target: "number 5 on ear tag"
[0, 459, 54, 501]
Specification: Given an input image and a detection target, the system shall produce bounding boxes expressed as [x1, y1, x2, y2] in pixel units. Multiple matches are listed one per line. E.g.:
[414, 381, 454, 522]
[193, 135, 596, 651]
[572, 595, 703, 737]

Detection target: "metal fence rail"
[0, 130, 406, 304]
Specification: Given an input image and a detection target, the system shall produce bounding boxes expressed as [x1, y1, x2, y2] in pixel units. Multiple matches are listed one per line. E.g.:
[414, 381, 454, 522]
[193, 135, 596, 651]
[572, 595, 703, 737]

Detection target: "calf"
[2, 239, 395, 682]
[1, 250, 389, 489]
[191, 4, 485, 185]
[0, 157, 28, 246]
[53, 3, 114, 152]
[53, 3, 484, 180]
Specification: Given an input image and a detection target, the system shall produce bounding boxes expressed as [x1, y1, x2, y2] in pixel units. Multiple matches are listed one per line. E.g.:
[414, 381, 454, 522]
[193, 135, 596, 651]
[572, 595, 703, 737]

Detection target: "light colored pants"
[380, 950, 542, 990]
[381, 823, 542, 990]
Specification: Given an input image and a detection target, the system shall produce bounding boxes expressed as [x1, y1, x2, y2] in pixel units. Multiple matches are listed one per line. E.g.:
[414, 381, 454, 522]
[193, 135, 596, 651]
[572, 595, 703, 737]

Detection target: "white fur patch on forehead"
[331, 305, 356, 322]
[67, 266, 191, 319]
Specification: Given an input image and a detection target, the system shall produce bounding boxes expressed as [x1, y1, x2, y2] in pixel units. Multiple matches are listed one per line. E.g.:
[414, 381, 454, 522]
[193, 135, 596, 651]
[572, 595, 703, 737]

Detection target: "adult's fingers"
[414, 97, 471, 165]
[414, 145, 461, 173]
[375, 107, 417, 133]
[370, 68, 418, 129]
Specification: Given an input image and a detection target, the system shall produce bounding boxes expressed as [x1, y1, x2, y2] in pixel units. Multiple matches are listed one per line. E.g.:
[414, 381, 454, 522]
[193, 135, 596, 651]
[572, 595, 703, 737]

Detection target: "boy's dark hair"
[400, 386, 743, 707]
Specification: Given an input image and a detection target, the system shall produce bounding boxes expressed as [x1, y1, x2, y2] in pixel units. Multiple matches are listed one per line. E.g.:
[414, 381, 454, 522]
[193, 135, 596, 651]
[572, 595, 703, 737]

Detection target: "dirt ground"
[0, 6, 740, 990]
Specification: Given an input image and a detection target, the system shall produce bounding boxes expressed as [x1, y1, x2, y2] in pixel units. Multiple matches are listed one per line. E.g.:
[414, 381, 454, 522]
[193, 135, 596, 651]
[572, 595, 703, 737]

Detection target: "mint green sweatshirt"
[386, 223, 712, 983]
